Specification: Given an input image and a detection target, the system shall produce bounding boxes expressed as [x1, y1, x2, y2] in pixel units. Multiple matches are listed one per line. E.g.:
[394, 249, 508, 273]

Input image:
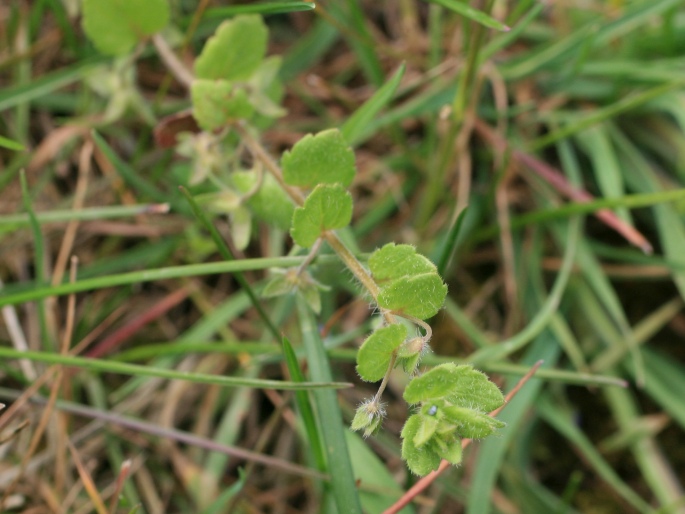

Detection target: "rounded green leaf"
[445, 365, 505, 413]
[401, 414, 442, 476]
[282, 129, 356, 188]
[369, 243, 447, 319]
[82, 0, 169, 56]
[356, 324, 407, 382]
[194, 15, 268, 80]
[191, 80, 254, 130]
[377, 273, 447, 320]
[290, 184, 353, 247]
[403, 363, 460, 404]
[369, 243, 437, 283]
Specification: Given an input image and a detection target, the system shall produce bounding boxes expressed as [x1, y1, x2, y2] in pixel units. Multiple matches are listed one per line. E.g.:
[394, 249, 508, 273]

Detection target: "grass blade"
[296, 296, 362, 514]
[423, 0, 509, 32]
[341, 63, 406, 146]
[202, 2, 315, 17]
[0, 346, 350, 391]
[281, 335, 327, 472]
[179, 186, 281, 341]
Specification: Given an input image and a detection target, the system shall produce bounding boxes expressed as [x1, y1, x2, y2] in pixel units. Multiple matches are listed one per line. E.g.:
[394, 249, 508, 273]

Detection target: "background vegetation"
[1, 1, 685, 513]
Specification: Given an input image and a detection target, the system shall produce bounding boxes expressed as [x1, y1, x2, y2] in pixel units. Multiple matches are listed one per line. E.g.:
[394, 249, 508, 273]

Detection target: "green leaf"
[229, 206, 251, 250]
[299, 282, 322, 314]
[369, 243, 438, 283]
[397, 336, 426, 375]
[194, 15, 268, 81]
[82, 0, 169, 56]
[403, 363, 460, 404]
[0, 134, 24, 151]
[377, 273, 447, 319]
[442, 406, 505, 439]
[356, 324, 407, 382]
[290, 184, 353, 247]
[195, 190, 242, 213]
[401, 414, 442, 476]
[413, 414, 439, 448]
[446, 365, 505, 413]
[247, 56, 287, 118]
[191, 80, 254, 130]
[398, 352, 422, 375]
[341, 63, 406, 147]
[282, 129, 356, 188]
[423, 0, 509, 32]
[262, 273, 294, 298]
[369, 243, 448, 319]
[232, 171, 294, 231]
[434, 436, 462, 465]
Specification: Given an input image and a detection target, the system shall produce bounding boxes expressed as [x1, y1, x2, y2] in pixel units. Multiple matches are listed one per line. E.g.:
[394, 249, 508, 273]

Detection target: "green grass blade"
[281, 335, 327, 472]
[341, 63, 405, 146]
[0, 57, 105, 111]
[434, 206, 468, 276]
[19, 170, 53, 350]
[529, 81, 684, 151]
[0, 255, 341, 306]
[469, 217, 581, 365]
[296, 296, 362, 514]
[576, 126, 631, 224]
[0, 346, 350, 391]
[179, 186, 281, 341]
[91, 130, 186, 212]
[467, 334, 561, 514]
[537, 395, 652, 512]
[611, 127, 685, 300]
[0, 134, 25, 151]
[472, 188, 685, 243]
[327, 1, 384, 86]
[0, 203, 170, 232]
[202, 1, 315, 17]
[603, 383, 684, 509]
[423, 0, 509, 32]
[479, 3, 544, 63]
[281, 18, 339, 81]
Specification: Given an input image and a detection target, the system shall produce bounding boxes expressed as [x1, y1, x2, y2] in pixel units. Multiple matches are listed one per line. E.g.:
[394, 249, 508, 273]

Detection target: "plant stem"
[296, 237, 324, 276]
[235, 122, 305, 205]
[323, 231, 379, 300]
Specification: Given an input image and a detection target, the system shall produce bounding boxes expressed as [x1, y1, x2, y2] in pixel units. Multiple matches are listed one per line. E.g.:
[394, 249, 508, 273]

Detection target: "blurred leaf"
[194, 15, 268, 80]
[82, 0, 169, 55]
[0, 135, 24, 151]
[191, 80, 254, 130]
[232, 172, 294, 231]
